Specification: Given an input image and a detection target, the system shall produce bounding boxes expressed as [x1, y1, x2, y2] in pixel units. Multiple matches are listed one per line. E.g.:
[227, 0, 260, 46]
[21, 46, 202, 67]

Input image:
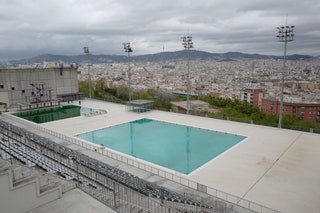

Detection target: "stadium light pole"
[83, 47, 92, 99]
[123, 42, 133, 102]
[276, 25, 294, 128]
[181, 35, 193, 114]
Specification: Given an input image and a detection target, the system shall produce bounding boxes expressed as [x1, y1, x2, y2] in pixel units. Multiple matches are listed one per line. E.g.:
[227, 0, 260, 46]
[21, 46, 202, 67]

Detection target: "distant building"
[172, 90, 199, 98]
[162, 65, 175, 69]
[171, 100, 209, 113]
[209, 92, 222, 98]
[0, 64, 83, 109]
[261, 98, 320, 122]
[287, 81, 320, 90]
[240, 88, 264, 108]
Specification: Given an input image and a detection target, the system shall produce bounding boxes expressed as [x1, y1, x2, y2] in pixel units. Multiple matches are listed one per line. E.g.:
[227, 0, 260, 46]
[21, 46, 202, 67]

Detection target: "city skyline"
[0, 0, 319, 60]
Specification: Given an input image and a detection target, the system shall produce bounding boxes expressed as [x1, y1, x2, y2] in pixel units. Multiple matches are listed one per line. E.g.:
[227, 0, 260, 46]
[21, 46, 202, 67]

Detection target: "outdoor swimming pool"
[76, 118, 246, 175]
[13, 105, 106, 123]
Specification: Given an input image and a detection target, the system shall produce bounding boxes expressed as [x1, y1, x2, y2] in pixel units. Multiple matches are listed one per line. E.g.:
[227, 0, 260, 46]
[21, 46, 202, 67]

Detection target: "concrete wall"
[0, 92, 9, 106]
[0, 67, 78, 107]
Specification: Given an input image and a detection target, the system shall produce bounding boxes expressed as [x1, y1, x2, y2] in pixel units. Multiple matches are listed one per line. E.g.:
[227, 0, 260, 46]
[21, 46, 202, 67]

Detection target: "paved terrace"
[18, 100, 320, 212]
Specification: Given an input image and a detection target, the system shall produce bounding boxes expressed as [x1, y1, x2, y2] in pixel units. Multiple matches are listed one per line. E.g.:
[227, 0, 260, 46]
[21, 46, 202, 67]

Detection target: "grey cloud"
[0, 0, 319, 60]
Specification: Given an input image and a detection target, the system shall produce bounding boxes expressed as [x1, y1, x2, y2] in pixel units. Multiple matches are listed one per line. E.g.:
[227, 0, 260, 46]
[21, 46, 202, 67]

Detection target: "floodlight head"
[83, 47, 90, 55]
[123, 42, 133, 53]
[276, 25, 294, 42]
[181, 35, 194, 49]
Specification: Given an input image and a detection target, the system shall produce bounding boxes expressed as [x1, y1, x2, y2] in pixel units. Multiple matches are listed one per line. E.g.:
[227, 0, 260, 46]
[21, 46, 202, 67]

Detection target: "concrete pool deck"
[40, 99, 320, 213]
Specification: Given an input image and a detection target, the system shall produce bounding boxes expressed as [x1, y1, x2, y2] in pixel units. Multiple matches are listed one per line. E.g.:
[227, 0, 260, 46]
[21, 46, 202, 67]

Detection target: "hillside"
[5, 50, 314, 66]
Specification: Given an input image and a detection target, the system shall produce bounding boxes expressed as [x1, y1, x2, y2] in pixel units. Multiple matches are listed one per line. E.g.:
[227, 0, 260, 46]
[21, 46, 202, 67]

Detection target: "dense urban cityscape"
[78, 56, 320, 101]
[75, 52, 320, 121]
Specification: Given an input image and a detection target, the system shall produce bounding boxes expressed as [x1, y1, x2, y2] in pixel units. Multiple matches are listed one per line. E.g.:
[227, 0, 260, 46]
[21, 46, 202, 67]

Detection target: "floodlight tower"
[123, 42, 133, 101]
[276, 25, 294, 128]
[83, 47, 92, 99]
[181, 35, 193, 114]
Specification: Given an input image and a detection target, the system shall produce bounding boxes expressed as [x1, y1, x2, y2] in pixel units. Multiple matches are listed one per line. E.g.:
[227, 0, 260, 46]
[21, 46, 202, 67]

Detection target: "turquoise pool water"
[76, 118, 246, 174]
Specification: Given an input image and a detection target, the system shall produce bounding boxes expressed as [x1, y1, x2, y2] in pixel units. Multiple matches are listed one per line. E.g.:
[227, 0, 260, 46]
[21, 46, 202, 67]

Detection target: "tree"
[116, 86, 129, 101]
[78, 80, 320, 133]
[79, 81, 89, 97]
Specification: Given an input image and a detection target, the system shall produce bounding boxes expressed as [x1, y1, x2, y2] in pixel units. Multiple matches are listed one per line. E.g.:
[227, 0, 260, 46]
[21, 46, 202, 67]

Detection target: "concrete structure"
[0, 65, 83, 109]
[0, 159, 116, 213]
[1, 99, 320, 213]
[33, 99, 320, 213]
[125, 99, 154, 113]
[261, 97, 320, 122]
[240, 88, 264, 108]
[0, 159, 62, 213]
[27, 188, 117, 213]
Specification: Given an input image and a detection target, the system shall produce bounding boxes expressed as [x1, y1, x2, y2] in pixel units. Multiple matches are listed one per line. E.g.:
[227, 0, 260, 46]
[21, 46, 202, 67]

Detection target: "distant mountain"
[5, 50, 314, 66]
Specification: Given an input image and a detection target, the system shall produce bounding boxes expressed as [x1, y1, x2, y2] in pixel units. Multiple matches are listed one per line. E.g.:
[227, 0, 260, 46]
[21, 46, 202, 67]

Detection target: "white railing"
[1, 112, 280, 213]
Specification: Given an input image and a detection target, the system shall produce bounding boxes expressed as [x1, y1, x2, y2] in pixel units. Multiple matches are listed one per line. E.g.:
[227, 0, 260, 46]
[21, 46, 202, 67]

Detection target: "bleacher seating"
[0, 119, 207, 212]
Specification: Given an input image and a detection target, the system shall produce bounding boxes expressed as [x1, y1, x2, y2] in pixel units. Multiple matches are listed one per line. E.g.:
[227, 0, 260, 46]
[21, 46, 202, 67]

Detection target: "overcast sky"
[0, 0, 319, 60]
